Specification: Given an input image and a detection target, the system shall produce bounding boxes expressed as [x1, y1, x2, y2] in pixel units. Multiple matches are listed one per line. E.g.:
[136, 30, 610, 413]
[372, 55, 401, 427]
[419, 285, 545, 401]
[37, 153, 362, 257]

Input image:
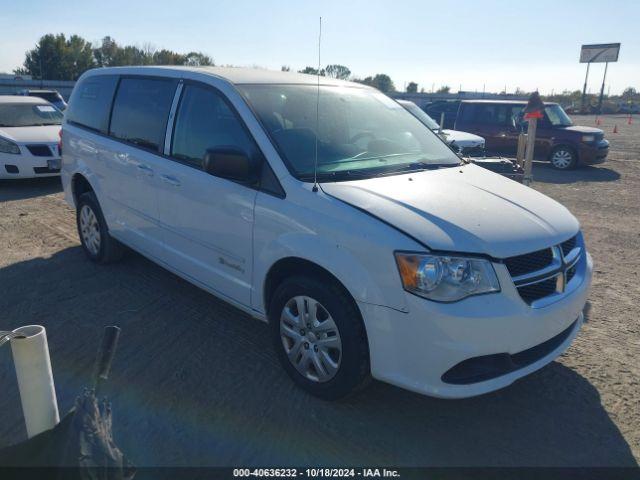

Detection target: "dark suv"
[455, 100, 609, 169]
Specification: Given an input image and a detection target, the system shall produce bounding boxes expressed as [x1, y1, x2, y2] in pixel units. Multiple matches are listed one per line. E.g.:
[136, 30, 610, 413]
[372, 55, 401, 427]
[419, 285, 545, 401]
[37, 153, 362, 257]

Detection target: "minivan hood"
[0, 125, 61, 144]
[560, 125, 603, 135]
[321, 164, 579, 258]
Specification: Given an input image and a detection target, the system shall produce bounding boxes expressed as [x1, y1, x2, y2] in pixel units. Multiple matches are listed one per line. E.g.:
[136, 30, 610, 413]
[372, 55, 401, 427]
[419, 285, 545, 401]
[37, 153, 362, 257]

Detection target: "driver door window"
[171, 84, 257, 168]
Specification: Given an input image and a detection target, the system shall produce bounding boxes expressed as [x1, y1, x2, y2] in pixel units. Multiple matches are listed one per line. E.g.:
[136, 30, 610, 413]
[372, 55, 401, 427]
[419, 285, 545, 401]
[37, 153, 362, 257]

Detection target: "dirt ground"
[0, 114, 638, 467]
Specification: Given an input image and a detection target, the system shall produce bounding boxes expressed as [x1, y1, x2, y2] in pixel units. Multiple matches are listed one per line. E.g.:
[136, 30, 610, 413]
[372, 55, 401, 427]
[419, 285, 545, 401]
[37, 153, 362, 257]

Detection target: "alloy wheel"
[551, 149, 573, 169]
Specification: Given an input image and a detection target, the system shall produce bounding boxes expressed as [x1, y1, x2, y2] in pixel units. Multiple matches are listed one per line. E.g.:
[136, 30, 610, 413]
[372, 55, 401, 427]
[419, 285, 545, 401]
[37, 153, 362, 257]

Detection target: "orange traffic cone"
[613, 124, 618, 133]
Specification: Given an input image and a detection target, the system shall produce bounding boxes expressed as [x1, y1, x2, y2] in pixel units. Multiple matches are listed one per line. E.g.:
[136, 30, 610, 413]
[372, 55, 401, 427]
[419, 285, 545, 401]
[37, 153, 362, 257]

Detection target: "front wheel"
[269, 276, 370, 400]
[550, 146, 577, 170]
[76, 192, 124, 264]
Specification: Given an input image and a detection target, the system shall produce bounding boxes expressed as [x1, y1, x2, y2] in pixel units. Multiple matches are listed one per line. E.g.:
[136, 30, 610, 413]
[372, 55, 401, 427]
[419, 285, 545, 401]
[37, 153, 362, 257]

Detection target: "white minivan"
[61, 67, 592, 400]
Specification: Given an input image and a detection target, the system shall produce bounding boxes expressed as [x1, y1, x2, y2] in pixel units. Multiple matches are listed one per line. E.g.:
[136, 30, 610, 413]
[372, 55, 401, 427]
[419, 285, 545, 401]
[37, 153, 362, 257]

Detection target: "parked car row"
[58, 66, 592, 400]
[398, 100, 524, 182]
[425, 99, 609, 169]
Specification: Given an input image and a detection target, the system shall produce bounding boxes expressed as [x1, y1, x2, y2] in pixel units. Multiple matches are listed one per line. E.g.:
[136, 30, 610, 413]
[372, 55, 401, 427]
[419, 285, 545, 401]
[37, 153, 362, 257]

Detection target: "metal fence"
[0, 79, 76, 99]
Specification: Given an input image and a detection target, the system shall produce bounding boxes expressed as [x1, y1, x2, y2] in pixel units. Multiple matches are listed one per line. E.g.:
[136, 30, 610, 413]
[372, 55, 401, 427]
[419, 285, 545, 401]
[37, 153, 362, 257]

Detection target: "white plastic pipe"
[10, 325, 60, 438]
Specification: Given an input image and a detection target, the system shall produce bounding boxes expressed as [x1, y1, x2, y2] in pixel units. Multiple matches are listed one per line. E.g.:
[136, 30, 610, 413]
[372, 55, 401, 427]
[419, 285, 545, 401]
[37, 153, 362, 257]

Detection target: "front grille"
[26, 145, 54, 157]
[517, 277, 557, 304]
[504, 234, 583, 306]
[460, 145, 485, 157]
[561, 236, 577, 257]
[504, 248, 553, 277]
[566, 265, 577, 283]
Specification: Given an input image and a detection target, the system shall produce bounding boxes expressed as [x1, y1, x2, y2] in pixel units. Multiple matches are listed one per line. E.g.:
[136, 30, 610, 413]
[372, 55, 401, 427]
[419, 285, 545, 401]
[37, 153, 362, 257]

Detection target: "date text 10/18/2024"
[233, 468, 401, 478]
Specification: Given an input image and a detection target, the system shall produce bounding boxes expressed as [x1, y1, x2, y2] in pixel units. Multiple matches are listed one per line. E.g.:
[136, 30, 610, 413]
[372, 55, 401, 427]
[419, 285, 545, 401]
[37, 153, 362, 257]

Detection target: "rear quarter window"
[66, 75, 118, 133]
[471, 104, 509, 125]
[109, 77, 178, 152]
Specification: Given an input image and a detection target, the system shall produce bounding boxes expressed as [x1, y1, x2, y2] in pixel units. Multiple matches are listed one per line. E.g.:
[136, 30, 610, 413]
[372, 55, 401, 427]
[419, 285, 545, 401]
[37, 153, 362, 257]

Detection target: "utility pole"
[581, 62, 590, 112]
[597, 62, 609, 114]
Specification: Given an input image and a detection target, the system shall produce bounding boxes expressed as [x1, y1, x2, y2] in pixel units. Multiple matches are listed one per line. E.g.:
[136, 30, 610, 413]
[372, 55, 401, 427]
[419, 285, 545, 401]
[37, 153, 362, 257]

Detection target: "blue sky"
[1, 0, 638, 94]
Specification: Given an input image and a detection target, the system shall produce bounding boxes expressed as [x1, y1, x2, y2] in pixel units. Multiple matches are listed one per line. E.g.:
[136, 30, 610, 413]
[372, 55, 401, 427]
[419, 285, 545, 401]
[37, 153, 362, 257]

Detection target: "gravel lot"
[0, 114, 638, 467]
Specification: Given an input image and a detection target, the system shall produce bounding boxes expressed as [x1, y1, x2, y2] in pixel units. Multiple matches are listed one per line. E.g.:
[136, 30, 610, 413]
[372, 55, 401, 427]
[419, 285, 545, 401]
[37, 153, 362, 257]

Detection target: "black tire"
[76, 192, 124, 264]
[549, 145, 577, 170]
[268, 275, 370, 400]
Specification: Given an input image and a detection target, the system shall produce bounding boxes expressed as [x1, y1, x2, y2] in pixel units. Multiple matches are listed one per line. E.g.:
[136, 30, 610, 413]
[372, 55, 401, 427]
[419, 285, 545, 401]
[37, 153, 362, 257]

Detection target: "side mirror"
[202, 147, 258, 184]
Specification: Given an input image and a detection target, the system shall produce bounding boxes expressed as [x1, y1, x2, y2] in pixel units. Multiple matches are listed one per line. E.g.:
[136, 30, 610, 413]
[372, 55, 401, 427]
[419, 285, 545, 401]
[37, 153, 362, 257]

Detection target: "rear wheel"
[269, 275, 370, 400]
[550, 146, 577, 170]
[76, 192, 124, 264]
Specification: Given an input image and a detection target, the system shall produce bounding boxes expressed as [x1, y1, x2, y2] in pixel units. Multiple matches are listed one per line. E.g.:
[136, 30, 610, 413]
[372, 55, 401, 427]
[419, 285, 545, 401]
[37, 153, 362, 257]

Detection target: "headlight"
[581, 134, 595, 143]
[0, 137, 20, 154]
[395, 252, 500, 302]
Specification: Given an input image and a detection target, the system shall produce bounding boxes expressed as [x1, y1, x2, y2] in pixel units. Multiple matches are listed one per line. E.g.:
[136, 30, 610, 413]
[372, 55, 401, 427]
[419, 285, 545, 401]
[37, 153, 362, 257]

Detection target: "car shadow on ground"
[0, 247, 636, 467]
[531, 162, 621, 184]
[0, 177, 63, 202]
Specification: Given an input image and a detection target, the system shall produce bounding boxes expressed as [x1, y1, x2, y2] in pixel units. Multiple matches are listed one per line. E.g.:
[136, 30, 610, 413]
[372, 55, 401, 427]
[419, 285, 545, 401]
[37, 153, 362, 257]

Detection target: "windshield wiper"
[382, 161, 459, 173]
[309, 162, 456, 182]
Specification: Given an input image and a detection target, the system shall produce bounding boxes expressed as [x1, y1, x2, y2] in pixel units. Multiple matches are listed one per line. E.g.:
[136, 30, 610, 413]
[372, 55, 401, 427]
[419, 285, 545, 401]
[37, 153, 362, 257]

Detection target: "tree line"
[14, 34, 213, 81]
[14, 34, 637, 105]
[296, 66, 397, 93]
[13, 33, 452, 94]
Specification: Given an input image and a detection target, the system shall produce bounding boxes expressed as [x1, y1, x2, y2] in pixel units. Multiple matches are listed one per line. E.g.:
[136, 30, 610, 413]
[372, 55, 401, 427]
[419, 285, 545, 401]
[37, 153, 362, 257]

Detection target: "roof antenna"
[312, 16, 322, 193]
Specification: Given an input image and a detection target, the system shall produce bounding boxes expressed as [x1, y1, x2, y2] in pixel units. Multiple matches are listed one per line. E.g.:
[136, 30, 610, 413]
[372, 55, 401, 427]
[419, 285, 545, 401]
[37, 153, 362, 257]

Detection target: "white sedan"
[0, 96, 62, 179]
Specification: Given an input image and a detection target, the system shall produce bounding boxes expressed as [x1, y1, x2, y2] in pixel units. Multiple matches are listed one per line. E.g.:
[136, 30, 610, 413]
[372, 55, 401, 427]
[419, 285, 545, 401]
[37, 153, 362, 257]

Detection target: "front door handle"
[136, 164, 154, 176]
[160, 174, 181, 187]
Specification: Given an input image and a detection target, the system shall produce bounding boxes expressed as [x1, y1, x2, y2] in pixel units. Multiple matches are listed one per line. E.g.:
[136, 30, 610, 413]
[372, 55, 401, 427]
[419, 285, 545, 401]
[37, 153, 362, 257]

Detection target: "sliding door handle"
[136, 164, 154, 176]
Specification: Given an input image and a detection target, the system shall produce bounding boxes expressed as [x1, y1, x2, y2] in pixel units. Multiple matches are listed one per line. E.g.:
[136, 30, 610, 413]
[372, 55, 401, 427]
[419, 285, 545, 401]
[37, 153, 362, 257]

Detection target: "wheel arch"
[263, 257, 355, 319]
[71, 172, 95, 206]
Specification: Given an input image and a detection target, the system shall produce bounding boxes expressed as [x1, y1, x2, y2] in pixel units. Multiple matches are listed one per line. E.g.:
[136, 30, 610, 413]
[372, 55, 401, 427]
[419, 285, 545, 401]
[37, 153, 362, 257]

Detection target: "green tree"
[298, 66, 325, 75]
[325, 64, 350, 80]
[152, 49, 185, 65]
[281, 65, 291, 72]
[435, 85, 450, 94]
[16, 33, 94, 80]
[114, 45, 150, 66]
[183, 51, 214, 67]
[622, 87, 638, 100]
[17, 34, 215, 78]
[406, 81, 418, 93]
[93, 36, 119, 67]
[359, 74, 395, 93]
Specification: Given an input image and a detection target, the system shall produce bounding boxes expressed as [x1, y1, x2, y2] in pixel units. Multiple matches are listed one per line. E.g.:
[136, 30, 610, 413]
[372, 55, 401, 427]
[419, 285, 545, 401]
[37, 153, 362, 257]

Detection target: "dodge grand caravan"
[61, 67, 592, 400]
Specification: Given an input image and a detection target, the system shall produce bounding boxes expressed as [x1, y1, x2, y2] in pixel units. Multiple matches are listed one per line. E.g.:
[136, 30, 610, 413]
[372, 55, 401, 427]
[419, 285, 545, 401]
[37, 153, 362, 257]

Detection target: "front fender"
[252, 189, 418, 315]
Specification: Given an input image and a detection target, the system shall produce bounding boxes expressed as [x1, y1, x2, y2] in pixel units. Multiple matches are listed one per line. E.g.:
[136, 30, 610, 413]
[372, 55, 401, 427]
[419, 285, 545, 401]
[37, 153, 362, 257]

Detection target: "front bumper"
[578, 139, 609, 165]
[0, 144, 61, 179]
[359, 251, 593, 398]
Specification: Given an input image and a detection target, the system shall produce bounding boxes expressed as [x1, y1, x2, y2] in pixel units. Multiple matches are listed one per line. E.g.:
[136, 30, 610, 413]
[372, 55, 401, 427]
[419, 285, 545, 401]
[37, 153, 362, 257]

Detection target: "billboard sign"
[580, 43, 621, 63]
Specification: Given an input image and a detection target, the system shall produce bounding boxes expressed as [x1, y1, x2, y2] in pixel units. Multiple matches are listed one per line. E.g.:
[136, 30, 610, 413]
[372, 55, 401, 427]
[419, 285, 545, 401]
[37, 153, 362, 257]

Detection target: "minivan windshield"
[0, 103, 63, 127]
[400, 101, 440, 130]
[545, 104, 573, 127]
[240, 85, 460, 181]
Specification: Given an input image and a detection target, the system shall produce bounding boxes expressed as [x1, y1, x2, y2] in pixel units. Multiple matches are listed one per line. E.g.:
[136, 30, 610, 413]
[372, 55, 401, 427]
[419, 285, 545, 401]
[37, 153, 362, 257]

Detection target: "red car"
[454, 100, 609, 170]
